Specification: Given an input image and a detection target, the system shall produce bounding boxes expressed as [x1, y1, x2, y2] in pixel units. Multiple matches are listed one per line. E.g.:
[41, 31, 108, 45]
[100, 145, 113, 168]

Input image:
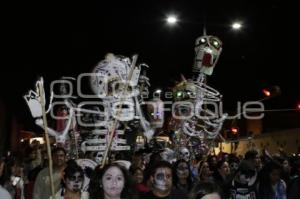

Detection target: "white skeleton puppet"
[23, 78, 76, 146]
[171, 34, 227, 157]
[86, 53, 154, 162]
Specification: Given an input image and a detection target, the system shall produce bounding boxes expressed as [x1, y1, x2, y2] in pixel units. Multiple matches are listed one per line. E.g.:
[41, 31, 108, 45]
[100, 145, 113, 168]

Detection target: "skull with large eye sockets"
[110, 98, 135, 121]
[193, 35, 222, 75]
[178, 147, 190, 162]
[90, 53, 138, 99]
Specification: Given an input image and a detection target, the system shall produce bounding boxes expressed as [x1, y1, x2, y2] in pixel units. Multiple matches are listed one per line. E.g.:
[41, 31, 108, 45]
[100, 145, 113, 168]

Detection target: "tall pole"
[38, 78, 56, 199]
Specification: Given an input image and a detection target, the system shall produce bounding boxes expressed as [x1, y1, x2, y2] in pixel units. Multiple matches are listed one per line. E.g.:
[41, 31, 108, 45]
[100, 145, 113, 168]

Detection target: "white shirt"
[0, 185, 12, 199]
[49, 188, 89, 199]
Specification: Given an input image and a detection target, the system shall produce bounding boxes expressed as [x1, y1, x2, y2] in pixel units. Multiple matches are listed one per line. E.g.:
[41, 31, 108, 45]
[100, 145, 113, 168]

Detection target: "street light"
[166, 15, 178, 25]
[231, 22, 242, 30]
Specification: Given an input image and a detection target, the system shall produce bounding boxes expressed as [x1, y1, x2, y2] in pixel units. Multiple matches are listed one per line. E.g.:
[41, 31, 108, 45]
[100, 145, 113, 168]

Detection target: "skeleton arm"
[134, 96, 154, 140]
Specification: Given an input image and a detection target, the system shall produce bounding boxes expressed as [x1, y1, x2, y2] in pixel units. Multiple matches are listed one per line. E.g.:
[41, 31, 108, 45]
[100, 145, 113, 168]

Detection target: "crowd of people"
[0, 140, 300, 199]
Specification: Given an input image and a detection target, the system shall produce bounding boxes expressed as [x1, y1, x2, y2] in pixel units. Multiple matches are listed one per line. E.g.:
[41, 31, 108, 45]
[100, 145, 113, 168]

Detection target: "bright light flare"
[166, 15, 178, 25]
[155, 89, 162, 94]
[262, 89, 271, 97]
[232, 22, 242, 30]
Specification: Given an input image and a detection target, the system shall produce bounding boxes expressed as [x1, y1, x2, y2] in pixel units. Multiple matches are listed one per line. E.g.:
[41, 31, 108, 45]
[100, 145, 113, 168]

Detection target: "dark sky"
[1, 0, 299, 126]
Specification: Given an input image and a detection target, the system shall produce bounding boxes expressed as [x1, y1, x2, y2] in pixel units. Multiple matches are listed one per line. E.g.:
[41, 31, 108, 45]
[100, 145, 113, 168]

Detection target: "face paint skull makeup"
[65, 172, 84, 192]
[102, 166, 125, 198]
[153, 168, 172, 191]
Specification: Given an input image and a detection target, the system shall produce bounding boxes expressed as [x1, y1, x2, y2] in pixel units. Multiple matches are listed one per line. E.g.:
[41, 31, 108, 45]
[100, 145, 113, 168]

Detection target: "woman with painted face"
[143, 161, 188, 199]
[50, 160, 86, 199]
[172, 159, 192, 194]
[88, 163, 137, 199]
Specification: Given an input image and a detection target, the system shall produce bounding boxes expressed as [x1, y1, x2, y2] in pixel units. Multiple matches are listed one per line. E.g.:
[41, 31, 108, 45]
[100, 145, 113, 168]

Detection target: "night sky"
[1, 0, 299, 128]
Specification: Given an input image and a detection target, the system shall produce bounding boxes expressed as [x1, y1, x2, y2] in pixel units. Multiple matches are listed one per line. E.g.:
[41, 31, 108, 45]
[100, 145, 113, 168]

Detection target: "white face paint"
[102, 166, 125, 198]
[65, 172, 84, 192]
[153, 168, 172, 191]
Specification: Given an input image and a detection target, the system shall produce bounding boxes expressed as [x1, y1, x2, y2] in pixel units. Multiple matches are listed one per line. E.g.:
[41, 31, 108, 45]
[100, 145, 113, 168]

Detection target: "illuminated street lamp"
[166, 15, 178, 25]
[231, 22, 242, 30]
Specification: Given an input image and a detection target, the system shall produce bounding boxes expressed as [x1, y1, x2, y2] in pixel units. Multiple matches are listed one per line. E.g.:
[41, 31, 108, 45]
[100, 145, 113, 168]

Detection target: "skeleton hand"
[23, 90, 43, 118]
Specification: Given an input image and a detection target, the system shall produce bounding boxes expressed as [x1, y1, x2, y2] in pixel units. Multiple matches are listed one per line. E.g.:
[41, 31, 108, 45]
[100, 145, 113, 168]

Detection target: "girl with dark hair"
[258, 161, 287, 199]
[89, 163, 137, 199]
[212, 159, 230, 198]
[172, 159, 193, 194]
[198, 161, 213, 183]
[51, 160, 86, 199]
[129, 166, 150, 193]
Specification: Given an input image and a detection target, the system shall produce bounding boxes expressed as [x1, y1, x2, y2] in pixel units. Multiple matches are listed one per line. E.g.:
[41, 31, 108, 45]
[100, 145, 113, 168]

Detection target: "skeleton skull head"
[193, 35, 222, 75]
[111, 98, 135, 121]
[178, 147, 190, 162]
[90, 53, 138, 99]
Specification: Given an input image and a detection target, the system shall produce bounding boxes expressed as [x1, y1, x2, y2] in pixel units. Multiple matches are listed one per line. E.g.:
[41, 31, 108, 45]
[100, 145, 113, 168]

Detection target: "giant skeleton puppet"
[24, 53, 155, 164]
[171, 33, 227, 159]
[87, 53, 156, 163]
[23, 77, 84, 159]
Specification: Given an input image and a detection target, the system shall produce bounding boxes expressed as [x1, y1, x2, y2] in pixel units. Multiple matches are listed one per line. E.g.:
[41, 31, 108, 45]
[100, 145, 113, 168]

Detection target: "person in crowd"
[244, 150, 262, 171]
[2, 157, 25, 199]
[172, 159, 193, 194]
[258, 160, 287, 199]
[274, 156, 291, 185]
[212, 159, 230, 198]
[142, 160, 188, 199]
[89, 162, 137, 199]
[50, 159, 87, 199]
[198, 161, 213, 183]
[213, 159, 230, 187]
[287, 175, 300, 199]
[229, 160, 258, 198]
[0, 157, 12, 199]
[287, 154, 300, 199]
[207, 155, 217, 171]
[190, 155, 202, 181]
[189, 182, 223, 199]
[33, 147, 67, 199]
[129, 166, 150, 193]
[227, 154, 240, 175]
[131, 151, 145, 170]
